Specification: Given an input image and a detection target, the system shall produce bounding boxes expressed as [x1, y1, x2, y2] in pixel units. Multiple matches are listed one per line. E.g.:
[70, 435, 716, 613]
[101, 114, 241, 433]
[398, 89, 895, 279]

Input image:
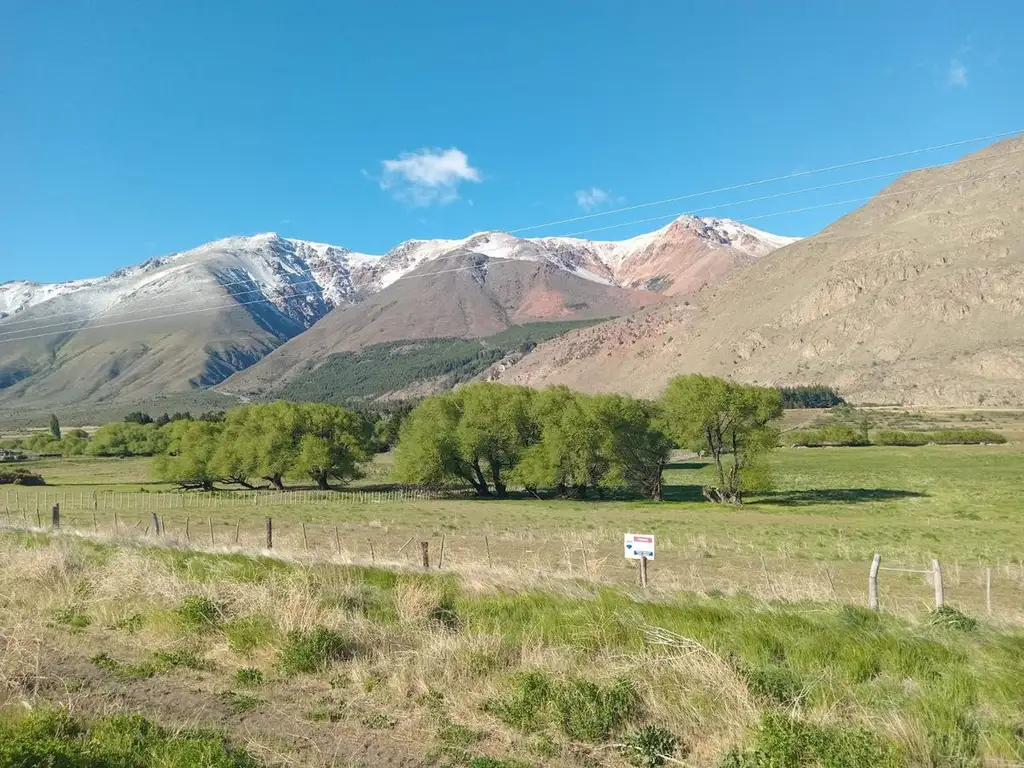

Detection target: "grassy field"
[4, 439, 1024, 622]
[2, 419, 1024, 766]
[0, 532, 1022, 767]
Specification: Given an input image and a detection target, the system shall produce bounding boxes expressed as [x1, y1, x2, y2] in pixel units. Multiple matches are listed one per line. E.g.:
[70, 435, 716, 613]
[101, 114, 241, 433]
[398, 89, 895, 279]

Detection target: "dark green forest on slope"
[276, 319, 604, 405]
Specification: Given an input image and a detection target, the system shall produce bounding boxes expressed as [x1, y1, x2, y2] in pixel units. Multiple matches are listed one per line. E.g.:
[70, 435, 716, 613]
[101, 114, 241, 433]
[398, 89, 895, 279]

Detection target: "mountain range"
[0, 217, 790, 409]
[494, 136, 1024, 406]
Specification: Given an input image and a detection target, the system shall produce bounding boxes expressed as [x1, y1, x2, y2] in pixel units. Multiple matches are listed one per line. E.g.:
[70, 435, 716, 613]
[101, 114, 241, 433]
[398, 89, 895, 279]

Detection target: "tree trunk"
[227, 476, 254, 490]
[525, 485, 542, 499]
[471, 460, 492, 496]
[316, 474, 330, 491]
[263, 474, 284, 491]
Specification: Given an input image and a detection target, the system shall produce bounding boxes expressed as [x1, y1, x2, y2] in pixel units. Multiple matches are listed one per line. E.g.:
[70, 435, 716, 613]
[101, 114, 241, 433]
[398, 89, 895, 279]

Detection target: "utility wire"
[5, 141, 1022, 340]
[1, 166, 1019, 347]
[4, 128, 1019, 331]
[508, 128, 1022, 234]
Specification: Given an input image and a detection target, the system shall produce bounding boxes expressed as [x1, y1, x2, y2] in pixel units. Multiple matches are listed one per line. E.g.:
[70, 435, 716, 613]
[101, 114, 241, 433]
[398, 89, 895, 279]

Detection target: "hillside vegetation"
[276, 320, 604, 404]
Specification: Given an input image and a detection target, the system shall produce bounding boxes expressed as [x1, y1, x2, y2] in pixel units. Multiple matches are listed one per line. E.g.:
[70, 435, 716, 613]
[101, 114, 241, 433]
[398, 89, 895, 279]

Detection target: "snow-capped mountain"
[0, 217, 795, 408]
[1, 216, 795, 324]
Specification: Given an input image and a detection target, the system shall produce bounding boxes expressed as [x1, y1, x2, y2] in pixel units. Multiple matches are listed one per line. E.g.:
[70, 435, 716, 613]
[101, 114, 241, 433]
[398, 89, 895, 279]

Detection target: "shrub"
[718, 712, 904, 768]
[622, 725, 682, 767]
[175, 596, 222, 631]
[930, 429, 1007, 445]
[224, 615, 276, 654]
[279, 627, 355, 675]
[234, 667, 265, 688]
[784, 426, 869, 447]
[743, 665, 803, 706]
[551, 677, 641, 742]
[485, 670, 554, 732]
[0, 468, 45, 485]
[0, 707, 259, 767]
[928, 605, 979, 632]
[874, 430, 930, 446]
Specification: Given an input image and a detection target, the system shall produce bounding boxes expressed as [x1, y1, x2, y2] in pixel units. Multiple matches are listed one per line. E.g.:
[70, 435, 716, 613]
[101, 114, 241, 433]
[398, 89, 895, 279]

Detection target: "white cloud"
[947, 58, 968, 87]
[575, 187, 610, 211]
[377, 147, 481, 206]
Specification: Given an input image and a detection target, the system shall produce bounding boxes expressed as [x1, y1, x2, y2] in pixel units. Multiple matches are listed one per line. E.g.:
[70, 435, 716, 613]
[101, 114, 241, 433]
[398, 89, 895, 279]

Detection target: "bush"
[622, 725, 682, 767]
[0, 468, 45, 485]
[0, 707, 259, 767]
[485, 670, 553, 732]
[175, 596, 222, 631]
[718, 711, 904, 768]
[928, 605, 979, 632]
[784, 425, 869, 447]
[743, 664, 803, 706]
[234, 667, 265, 688]
[551, 677, 641, 743]
[874, 430, 931, 446]
[279, 627, 355, 675]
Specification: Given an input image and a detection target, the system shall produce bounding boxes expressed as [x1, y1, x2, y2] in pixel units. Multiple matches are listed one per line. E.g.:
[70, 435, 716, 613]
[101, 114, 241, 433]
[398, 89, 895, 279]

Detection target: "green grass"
[0, 707, 258, 767]
[6, 531, 1024, 766]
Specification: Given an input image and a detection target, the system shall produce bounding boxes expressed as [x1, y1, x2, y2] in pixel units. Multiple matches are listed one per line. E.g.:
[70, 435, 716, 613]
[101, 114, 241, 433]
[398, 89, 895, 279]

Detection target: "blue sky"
[2, 0, 1021, 283]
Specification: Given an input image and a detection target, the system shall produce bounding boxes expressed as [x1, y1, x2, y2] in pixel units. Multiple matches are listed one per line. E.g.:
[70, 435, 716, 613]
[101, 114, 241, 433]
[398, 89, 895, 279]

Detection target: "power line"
[508, 128, 1022, 234]
[4, 128, 1019, 333]
[6, 141, 1023, 340]
[1, 166, 1019, 347]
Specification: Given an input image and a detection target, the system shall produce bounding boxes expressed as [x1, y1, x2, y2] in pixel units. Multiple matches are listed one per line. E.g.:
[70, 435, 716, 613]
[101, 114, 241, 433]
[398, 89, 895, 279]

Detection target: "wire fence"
[1, 487, 440, 516]
[1, 498, 1021, 626]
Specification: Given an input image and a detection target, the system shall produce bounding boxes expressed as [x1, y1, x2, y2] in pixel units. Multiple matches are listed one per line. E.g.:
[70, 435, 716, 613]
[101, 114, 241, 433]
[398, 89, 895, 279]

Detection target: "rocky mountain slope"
[217, 251, 660, 397]
[494, 136, 1024, 406]
[1, 217, 789, 408]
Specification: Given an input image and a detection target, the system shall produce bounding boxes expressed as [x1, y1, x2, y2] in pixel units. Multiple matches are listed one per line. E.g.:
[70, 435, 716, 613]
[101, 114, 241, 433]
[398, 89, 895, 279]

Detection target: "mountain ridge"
[492, 135, 1024, 406]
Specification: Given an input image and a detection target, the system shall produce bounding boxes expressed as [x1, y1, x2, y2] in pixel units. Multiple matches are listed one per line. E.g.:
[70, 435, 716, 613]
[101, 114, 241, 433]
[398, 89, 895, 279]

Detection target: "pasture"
[1, 419, 1023, 766]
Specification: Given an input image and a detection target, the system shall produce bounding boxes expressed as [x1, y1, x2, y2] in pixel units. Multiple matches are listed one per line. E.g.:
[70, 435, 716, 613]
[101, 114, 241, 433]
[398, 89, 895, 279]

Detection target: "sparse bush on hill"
[784, 425, 870, 447]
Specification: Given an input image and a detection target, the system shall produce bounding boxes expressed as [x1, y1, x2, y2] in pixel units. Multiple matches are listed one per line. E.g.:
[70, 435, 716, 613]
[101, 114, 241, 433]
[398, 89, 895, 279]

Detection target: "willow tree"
[661, 375, 782, 503]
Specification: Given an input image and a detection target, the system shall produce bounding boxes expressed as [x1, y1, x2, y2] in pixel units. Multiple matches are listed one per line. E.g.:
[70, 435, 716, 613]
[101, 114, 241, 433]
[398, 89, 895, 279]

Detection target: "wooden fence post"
[932, 559, 944, 607]
[301, 522, 308, 551]
[208, 517, 214, 546]
[485, 535, 492, 569]
[265, 517, 273, 549]
[152, 513, 160, 537]
[438, 534, 446, 569]
[234, 518, 240, 544]
[185, 516, 191, 541]
[639, 556, 649, 588]
[51, 503, 60, 529]
[420, 541, 429, 569]
[369, 541, 375, 563]
[869, 553, 881, 610]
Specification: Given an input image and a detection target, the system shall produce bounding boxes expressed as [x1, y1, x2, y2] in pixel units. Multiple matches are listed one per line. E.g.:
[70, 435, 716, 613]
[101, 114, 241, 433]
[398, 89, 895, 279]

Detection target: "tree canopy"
[661, 375, 783, 503]
[394, 383, 669, 499]
[151, 402, 372, 490]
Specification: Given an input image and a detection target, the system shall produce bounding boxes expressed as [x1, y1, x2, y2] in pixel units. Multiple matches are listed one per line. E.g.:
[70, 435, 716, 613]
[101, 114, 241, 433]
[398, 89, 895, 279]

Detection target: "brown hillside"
[496, 136, 1024, 406]
[220, 251, 660, 396]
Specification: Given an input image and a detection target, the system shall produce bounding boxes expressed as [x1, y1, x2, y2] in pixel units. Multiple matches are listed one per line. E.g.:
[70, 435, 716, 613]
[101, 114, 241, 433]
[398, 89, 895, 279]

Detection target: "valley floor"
[2, 430, 1023, 766]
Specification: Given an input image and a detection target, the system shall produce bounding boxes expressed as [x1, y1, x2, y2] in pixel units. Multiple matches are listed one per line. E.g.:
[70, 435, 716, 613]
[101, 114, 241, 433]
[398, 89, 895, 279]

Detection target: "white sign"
[624, 533, 655, 560]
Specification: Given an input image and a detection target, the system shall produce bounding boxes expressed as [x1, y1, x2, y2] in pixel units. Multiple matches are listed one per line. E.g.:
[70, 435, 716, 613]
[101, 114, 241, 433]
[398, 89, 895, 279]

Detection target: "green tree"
[513, 387, 609, 498]
[89, 423, 168, 457]
[394, 383, 537, 497]
[661, 375, 782, 503]
[153, 420, 223, 490]
[292, 404, 372, 490]
[592, 394, 672, 500]
[48, 414, 61, 441]
[394, 395, 482, 493]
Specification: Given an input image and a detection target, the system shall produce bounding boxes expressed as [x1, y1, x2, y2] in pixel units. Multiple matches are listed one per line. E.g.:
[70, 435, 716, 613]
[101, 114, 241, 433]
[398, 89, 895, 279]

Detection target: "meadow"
[1, 413, 1023, 766]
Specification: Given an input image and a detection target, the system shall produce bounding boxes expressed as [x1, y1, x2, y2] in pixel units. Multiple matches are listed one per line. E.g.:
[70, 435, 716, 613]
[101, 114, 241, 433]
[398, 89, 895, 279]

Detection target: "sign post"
[624, 533, 655, 588]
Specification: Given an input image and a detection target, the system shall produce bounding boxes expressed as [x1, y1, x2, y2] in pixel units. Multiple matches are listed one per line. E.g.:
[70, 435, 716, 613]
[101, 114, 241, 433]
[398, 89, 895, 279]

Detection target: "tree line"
[395, 376, 783, 503]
